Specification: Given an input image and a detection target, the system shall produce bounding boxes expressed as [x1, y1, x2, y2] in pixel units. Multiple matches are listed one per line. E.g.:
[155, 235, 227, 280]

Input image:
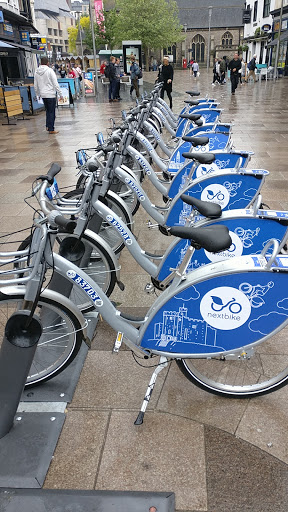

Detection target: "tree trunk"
[144, 48, 150, 71]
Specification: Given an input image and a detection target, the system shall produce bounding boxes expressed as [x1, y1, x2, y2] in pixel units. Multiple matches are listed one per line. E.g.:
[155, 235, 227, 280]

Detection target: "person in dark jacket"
[106, 56, 118, 102]
[159, 56, 173, 109]
[245, 54, 257, 82]
[228, 53, 242, 95]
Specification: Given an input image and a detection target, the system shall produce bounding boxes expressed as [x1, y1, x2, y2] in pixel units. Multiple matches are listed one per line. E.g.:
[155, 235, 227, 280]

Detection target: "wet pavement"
[0, 69, 288, 511]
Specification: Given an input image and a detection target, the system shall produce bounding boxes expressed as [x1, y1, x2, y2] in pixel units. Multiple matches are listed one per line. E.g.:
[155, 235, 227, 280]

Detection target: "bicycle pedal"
[113, 332, 123, 353]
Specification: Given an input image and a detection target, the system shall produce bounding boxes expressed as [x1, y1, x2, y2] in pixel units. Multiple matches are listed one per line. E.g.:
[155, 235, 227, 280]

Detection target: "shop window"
[253, 1, 258, 22]
[263, 0, 270, 18]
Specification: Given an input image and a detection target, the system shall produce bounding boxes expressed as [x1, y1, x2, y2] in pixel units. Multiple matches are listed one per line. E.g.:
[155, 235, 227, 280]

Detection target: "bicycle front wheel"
[177, 324, 288, 397]
[0, 294, 83, 386]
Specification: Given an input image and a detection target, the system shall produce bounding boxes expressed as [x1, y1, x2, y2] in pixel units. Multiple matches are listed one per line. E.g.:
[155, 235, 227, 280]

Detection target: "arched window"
[222, 31, 233, 47]
[191, 34, 205, 62]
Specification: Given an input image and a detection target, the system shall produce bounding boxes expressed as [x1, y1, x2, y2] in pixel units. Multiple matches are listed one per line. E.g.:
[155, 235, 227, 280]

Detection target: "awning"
[0, 41, 16, 48]
[267, 30, 288, 47]
[2, 7, 38, 33]
[8, 42, 32, 52]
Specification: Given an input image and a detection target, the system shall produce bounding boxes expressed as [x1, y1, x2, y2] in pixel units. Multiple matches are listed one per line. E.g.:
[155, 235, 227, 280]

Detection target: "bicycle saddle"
[182, 152, 215, 164]
[169, 225, 231, 253]
[184, 100, 200, 106]
[181, 194, 221, 219]
[182, 135, 209, 147]
[185, 91, 201, 96]
[179, 113, 201, 121]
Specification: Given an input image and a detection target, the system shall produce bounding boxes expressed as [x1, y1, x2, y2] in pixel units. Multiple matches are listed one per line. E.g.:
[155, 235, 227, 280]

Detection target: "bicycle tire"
[176, 323, 288, 397]
[0, 293, 83, 387]
[17, 231, 117, 311]
[63, 189, 132, 255]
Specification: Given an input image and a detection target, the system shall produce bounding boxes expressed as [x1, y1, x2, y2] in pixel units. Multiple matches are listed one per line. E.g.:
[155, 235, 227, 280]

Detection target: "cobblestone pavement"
[0, 69, 288, 511]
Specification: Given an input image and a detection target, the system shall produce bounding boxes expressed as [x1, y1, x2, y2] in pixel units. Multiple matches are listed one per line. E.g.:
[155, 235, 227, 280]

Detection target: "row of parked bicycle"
[2, 83, 288, 425]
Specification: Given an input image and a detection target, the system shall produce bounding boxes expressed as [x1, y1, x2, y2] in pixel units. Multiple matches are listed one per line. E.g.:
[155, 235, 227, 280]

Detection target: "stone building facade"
[173, 0, 245, 68]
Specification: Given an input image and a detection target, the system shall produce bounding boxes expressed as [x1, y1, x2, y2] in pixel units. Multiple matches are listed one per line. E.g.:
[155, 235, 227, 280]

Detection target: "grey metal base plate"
[0, 489, 175, 511]
[0, 412, 65, 488]
[21, 342, 89, 403]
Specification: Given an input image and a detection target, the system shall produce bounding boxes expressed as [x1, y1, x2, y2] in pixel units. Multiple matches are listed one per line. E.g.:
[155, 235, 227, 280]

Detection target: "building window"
[54, 29, 58, 36]
[221, 31, 233, 46]
[191, 34, 205, 62]
[263, 0, 270, 18]
[253, 1, 258, 22]
[48, 28, 52, 35]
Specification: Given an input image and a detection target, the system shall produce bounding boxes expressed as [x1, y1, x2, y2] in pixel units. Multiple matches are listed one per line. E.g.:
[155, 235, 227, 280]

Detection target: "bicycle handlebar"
[37, 163, 61, 184]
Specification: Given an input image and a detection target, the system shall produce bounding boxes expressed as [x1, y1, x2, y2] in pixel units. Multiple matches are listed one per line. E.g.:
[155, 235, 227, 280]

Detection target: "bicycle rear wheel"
[0, 293, 83, 386]
[177, 324, 288, 397]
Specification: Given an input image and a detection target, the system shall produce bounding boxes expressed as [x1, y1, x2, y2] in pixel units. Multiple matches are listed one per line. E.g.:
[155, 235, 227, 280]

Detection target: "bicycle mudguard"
[139, 254, 288, 356]
[167, 153, 247, 199]
[164, 169, 269, 227]
[156, 214, 288, 282]
[168, 132, 230, 173]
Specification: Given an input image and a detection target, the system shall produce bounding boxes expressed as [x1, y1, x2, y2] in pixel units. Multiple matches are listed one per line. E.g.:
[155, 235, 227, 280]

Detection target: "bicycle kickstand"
[134, 356, 168, 426]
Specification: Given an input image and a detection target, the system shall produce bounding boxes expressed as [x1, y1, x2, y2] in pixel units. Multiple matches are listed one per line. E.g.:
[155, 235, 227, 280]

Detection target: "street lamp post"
[78, 13, 85, 94]
[89, 0, 99, 93]
[273, 0, 284, 81]
[207, 6, 213, 72]
[183, 23, 187, 65]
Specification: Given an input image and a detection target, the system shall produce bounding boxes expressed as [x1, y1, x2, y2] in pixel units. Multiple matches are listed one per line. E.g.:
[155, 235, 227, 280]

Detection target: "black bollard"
[0, 311, 42, 439]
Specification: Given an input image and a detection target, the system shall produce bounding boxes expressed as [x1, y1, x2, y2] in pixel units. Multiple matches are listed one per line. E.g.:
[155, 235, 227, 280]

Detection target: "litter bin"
[183, 58, 187, 69]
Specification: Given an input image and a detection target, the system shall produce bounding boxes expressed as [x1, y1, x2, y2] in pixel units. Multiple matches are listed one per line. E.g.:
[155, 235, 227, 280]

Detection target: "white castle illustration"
[152, 304, 222, 349]
[169, 150, 184, 170]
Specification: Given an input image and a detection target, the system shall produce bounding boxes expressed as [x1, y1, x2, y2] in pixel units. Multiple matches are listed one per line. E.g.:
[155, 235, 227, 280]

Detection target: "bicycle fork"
[134, 356, 169, 425]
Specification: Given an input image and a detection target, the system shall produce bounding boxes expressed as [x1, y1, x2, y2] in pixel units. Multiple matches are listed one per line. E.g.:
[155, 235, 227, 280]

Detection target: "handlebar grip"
[37, 163, 61, 185]
[54, 215, 76, 233]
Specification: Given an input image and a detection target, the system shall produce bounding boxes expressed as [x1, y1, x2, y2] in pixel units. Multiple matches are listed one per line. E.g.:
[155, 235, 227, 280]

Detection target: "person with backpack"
[129, 55, 141, 99]
[105, 56, 118, 102]
[245, 54, 257, 82]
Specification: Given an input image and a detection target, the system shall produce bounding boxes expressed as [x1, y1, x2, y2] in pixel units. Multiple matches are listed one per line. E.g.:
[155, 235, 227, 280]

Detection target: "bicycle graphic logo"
[207, 189, 225, 202]
[211, 296, 242, 314]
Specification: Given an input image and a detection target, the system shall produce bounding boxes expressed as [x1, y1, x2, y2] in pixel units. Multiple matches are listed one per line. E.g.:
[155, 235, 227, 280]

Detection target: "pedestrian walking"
[192, 60, 199, 78]
[228, 53, 242, 95]
[212, 58, 220, 86]
[129, 55, 141, 99]
[114, 58, 122, 100]
[34, 56, 63, 134]
[239, 57, 246, 84]
[246, 54, 257, 82]
[219, 58, 226, 84]
[159, 56, 173, 109]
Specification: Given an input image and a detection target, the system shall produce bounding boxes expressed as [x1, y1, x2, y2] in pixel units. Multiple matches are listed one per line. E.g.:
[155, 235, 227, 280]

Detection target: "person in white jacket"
[34, 57, 63, 134]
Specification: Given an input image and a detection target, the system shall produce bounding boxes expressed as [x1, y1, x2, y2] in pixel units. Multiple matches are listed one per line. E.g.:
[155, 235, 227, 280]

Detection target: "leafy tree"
[68, 26, 78, 53]
[81, 9, 118, 51]
[114, 0, 184, 67]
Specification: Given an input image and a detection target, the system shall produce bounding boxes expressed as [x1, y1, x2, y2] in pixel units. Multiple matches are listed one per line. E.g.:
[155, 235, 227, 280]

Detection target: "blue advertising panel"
[58, 78, 75, 96]
[140, 262, 288, 355]
[157, 217, 288, 282]
[29, 85, 45, 112]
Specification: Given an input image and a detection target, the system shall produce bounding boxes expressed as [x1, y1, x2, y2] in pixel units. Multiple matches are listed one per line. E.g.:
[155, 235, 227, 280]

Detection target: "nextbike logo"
[66, 270, 103, 307]
[106, 214, 132, 245]
[139, 136, 154, 154]
[201, 183, 230, 209]
[134, 154, 151, 175]
[200, 286, 251, 330]
[124, 177, 145, 201]
[157, 110, 166, 123]
[195, 163, 219, 179]
[148, 125, 161, 141]
[204, 231, 243, 262]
